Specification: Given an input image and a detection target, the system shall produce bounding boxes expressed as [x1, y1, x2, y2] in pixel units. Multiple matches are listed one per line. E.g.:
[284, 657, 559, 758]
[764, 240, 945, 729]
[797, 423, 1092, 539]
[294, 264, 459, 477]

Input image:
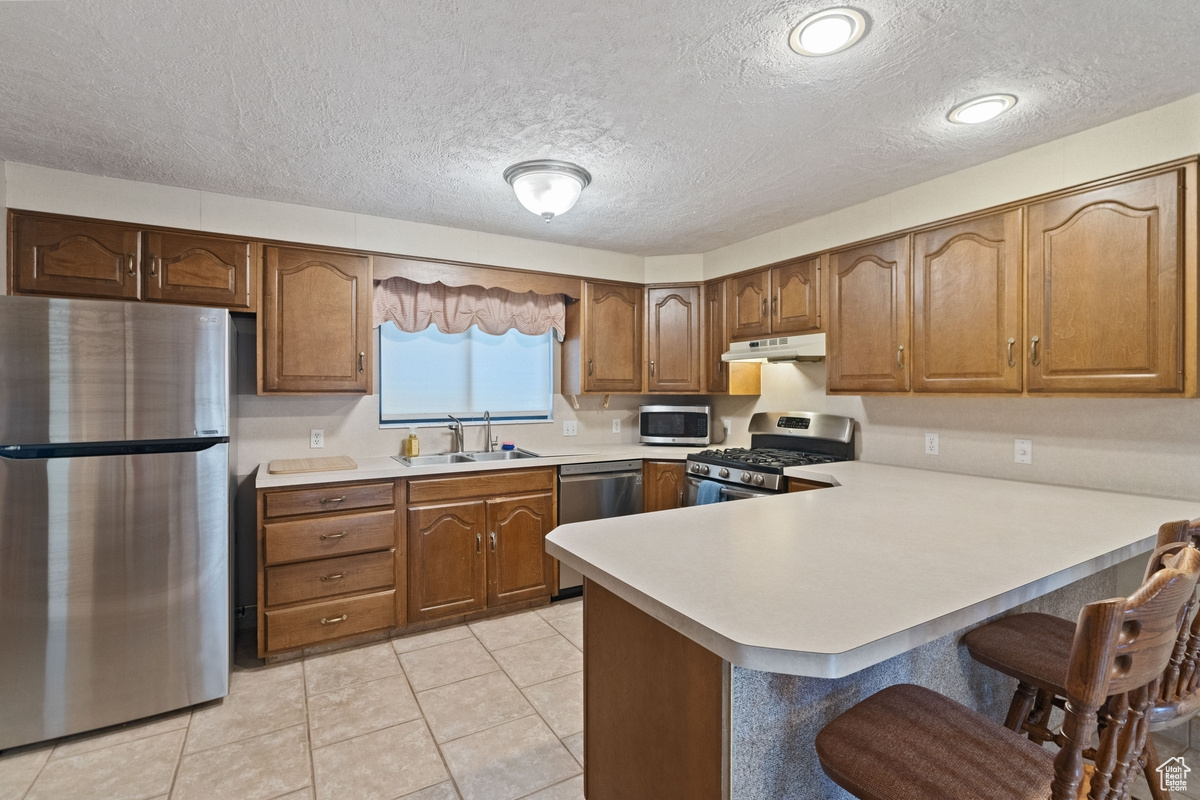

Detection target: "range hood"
[721, 333, 826, 363]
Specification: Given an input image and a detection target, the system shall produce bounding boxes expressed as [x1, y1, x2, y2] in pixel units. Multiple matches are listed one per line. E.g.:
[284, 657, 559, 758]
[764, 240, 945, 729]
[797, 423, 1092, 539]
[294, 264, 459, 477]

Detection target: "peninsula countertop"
[545, 461, 1199, 679]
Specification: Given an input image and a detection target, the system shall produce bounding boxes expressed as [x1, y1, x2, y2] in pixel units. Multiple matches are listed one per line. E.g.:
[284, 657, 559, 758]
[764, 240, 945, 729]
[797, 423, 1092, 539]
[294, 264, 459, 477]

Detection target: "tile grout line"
[395, 636, 467, 800]
[164, 713, 192, 800]
[301, 655, 317, 798]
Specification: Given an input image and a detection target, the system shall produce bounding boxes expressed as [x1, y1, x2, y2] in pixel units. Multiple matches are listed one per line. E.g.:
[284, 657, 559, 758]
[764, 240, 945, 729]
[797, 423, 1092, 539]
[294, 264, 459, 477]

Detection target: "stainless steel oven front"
[684, 474, 775, 505]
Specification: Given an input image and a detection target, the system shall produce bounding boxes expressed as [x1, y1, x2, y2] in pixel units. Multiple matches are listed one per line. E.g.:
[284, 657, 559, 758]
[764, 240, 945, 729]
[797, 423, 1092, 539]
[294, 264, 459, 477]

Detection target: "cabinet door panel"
[704, 280, 729, 393]
[646, 285, 701, 393]
[487, 493, 554, 607]
[408, 501, 486, 622]
[261, 246, 371, 393]
[146, 232, 253, 309]
[1027, 170, 1182, 392]
[12, 214, 141, 300]
[584, 282, 643, 392]
[771, 258, 821, 334]
[912, 211, 1022, 392]
[827, 236, 911, 392]
[643, 461, 685, 513]
[728, 271, 770, 339]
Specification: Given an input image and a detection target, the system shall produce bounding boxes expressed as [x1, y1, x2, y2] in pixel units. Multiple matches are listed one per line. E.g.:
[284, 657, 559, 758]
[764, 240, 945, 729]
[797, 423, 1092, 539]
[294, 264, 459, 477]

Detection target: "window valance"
[372, 276, 566, 339]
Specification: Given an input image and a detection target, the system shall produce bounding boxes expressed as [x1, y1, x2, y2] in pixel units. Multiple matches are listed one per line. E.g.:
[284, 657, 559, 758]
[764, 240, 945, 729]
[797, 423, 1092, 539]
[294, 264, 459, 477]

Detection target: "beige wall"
[1, 160, 6, 296]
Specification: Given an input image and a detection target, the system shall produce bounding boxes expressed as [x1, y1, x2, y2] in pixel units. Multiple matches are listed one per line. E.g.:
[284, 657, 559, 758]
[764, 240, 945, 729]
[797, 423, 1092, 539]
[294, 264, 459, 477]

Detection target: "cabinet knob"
[896, 345, 905, 370]
[1029, 335, 1040, 367]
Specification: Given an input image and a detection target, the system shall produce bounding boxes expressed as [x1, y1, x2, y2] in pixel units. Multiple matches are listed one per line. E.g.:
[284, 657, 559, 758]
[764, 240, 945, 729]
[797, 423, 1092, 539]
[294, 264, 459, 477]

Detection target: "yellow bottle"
[405, 432, 420, 457]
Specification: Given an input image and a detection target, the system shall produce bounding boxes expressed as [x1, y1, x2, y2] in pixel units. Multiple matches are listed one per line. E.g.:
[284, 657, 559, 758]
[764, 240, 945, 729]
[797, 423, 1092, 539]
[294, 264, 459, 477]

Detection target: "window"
[379, 324, 554, 426]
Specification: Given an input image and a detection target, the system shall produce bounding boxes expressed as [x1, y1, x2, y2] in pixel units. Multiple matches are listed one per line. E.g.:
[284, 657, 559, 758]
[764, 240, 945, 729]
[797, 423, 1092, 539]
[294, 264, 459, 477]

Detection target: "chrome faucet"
[483, 411, 493, 452]
[447, 415, 464, 453]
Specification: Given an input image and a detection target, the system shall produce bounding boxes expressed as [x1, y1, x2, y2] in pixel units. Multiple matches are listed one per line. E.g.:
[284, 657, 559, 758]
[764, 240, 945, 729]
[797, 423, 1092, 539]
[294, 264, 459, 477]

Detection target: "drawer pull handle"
[1007, 337, 1016, 368]
[126, 254, 136, 276]
[896, 345, 904, 370]
[321, 572, 346, 581]
[1029, 335, 1040, 367]
[359, 351, 365, 374]
[320, 614, 348, 625]
[320, 531, 349, 540]
[490, 531, 496, 552]
[761, 298, 767, 317]
[772, 296, 778, 317]
[320, 496, 347, 505]
[476, 532, 482, 553]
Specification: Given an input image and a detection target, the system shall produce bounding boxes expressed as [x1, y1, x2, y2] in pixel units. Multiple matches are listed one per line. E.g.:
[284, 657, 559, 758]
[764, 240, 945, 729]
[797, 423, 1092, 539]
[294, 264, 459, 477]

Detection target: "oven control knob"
[753, 475, 765, 486]
[718, 468, 729, 479]
[690, 463, 701, 473]
[740, 472, 751, 483]
[700, 465, 710, 475]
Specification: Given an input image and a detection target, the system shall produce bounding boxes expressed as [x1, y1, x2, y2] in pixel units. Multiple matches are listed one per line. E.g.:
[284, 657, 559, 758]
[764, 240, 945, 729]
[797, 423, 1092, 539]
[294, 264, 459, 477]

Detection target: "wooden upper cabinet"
[827, 235, 911, 393]
[912, 210, 1023, 393]
[486, 492, 555, 608]
[643, 461, 686, 513]
[145, 231, 254, 309]
[260, 246, 371, 394]
[407, 500, 487, 623]
[646, 285, 701, 393]
[770, 257, 822, 334]
[728, 271, 770, 339]
[704, 279, 729, 393]
[580, 281, 643, 393]
[11, 213, 142, 300]
[1026, 169, 1183, 393]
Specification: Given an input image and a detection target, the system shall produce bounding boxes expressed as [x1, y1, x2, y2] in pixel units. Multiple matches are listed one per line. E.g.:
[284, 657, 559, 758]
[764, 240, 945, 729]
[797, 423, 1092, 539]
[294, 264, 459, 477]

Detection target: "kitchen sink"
[392, 449, 540, 466]
[465, 448, 540, 461]
[393, 453, 477, 466]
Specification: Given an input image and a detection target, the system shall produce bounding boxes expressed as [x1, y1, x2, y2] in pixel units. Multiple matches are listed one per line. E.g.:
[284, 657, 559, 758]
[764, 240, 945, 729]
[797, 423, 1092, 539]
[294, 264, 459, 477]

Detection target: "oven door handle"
[685, 475, 768, 501]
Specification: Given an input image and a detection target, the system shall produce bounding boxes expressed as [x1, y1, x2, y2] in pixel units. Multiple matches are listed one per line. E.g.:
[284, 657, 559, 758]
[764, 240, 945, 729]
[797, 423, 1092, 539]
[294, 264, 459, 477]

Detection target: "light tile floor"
[0, 600, 585, 800]
[6, 594, 1200, 800]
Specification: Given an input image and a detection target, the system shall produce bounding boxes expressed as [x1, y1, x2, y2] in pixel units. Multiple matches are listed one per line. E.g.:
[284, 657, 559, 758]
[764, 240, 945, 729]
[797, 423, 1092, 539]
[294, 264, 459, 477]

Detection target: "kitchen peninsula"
[544, 462, 1200, 800]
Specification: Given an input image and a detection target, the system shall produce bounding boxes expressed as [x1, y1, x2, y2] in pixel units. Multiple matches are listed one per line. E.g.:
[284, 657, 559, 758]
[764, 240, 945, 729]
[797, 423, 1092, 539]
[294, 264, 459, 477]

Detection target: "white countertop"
[255, 444, 699, 489]
[545, 461, 1200, 679]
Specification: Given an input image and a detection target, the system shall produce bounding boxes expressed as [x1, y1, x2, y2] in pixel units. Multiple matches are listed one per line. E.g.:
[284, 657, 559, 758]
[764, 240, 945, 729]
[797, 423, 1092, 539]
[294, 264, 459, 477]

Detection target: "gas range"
[686, 412, 855, 497]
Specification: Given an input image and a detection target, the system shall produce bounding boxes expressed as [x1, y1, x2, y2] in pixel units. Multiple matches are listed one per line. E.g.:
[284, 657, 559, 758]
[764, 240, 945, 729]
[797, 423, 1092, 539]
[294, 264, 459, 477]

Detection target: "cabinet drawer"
[264, 482, 394, 519]
[265, 590, 396, 653]
[264, 509, 395, 565]
[266, 550, 395, 607]
[408, 468, 555, 504]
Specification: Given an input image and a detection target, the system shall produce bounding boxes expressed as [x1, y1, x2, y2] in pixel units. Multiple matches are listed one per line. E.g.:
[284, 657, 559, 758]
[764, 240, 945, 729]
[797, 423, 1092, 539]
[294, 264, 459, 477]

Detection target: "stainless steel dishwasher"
[555, 460, 643, 597]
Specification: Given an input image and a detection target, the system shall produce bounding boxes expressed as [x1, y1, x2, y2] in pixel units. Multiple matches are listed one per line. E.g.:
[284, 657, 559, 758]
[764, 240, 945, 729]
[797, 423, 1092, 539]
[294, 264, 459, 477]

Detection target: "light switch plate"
[1014, 439, 1032, 464]
[310, 429, 324, 449]
[563, 421, 578, 436]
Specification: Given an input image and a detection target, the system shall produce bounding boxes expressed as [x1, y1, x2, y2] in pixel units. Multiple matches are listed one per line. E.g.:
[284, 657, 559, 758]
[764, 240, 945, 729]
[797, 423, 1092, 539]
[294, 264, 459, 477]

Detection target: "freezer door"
[0, 296, 229, 445]
[0, 443, 230, 749]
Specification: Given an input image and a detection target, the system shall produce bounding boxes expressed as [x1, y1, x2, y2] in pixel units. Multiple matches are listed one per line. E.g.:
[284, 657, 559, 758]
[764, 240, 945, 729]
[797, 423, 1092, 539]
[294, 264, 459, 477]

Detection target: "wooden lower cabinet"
[408, 468, 557, 624]
[644, 461, 686, 512]
[257, 479, 401, 658]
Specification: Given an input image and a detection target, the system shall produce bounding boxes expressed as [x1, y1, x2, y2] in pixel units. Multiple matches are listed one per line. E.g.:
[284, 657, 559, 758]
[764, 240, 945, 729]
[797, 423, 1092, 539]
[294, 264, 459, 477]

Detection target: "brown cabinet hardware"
[1029, 335, 1040, 366]
[896, 345, 904, 370]
[1007, 338, 1016, 368]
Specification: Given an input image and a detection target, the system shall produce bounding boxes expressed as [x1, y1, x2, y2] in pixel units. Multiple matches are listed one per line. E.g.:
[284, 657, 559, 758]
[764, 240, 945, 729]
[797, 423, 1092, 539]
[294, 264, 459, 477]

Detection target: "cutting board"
[267, 455, 358, 474]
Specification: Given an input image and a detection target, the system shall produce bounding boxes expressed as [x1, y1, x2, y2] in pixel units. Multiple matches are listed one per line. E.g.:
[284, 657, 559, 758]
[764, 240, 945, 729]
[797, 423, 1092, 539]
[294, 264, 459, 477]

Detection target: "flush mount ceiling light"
[948, 94, 1018, 124]
[789, 8, 867, 56]
[503, 160, 592, 222]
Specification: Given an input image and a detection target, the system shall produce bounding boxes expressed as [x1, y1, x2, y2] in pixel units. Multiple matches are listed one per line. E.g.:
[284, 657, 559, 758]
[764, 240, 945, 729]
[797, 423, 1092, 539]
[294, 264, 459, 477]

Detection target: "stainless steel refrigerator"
[0, 296, 231, 750]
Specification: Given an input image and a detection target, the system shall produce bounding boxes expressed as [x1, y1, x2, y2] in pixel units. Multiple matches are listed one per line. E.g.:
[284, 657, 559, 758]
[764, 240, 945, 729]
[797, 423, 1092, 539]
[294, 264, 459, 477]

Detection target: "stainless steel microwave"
[639, 405, 711, 446]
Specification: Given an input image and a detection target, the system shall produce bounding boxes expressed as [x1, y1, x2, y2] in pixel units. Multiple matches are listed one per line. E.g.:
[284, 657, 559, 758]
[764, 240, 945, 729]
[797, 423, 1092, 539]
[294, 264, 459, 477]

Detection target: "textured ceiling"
[1, 0, 1198, 255]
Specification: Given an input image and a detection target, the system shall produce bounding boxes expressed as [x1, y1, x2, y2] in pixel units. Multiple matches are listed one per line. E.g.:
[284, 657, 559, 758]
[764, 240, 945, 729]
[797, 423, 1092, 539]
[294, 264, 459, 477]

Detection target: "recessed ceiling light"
[948, 94, 1018, 124]
[789, 8, 867, 56]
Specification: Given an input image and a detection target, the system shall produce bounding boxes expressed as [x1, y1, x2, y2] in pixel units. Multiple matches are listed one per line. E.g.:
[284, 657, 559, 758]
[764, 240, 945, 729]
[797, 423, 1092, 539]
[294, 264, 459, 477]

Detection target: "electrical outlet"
[924, 432, 939, 455]
[563, 421, 578, 437]
[310, 429, 324, 449]
[723, 418, 732, 437]
[1014, 438, 1032, 464]
[612, 419, 621, 434]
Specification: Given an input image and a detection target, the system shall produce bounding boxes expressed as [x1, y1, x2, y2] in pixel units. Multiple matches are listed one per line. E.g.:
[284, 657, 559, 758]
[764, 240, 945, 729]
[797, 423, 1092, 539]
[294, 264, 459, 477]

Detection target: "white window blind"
[379, 324, 554, 426]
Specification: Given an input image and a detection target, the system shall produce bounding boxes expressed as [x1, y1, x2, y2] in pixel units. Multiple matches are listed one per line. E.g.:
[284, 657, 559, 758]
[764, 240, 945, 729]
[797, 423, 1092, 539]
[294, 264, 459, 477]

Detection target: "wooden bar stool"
[963, 519, 1200, 799]
[815, 545, 1200, 800]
